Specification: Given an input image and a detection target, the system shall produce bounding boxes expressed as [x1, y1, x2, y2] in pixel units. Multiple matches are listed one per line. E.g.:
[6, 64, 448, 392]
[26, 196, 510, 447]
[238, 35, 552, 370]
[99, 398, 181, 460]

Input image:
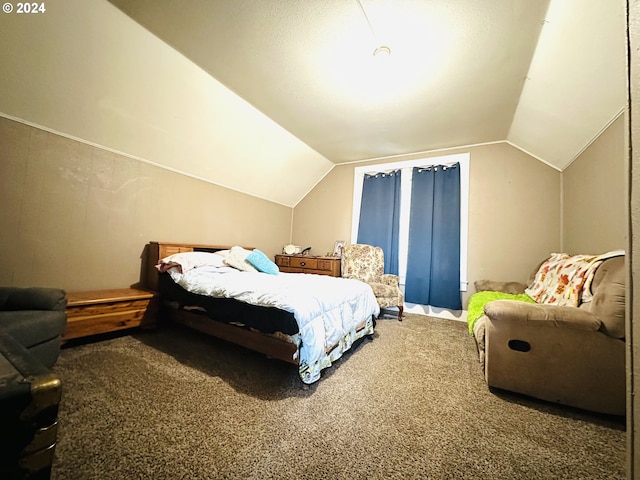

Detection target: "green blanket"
[467, 291, 535, 334]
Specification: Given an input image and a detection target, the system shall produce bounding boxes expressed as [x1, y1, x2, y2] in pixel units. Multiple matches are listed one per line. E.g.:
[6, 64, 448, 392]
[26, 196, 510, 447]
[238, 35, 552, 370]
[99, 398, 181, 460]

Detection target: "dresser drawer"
[275, 256, 290, 267]
[289, 257, 317, 269]
[317, 259, 335, 271]
[274, 255, 341, 277]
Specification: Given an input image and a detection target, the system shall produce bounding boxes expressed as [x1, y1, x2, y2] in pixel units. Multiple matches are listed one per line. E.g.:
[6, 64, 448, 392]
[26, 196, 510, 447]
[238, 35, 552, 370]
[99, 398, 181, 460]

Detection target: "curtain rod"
[363, 161, 460, 176]
[416, 162, 459, 172]
[364, 168, 401, 178]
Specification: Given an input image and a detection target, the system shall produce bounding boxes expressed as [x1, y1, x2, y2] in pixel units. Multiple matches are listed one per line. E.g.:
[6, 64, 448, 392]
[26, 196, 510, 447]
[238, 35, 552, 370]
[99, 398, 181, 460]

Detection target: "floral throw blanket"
[524, 250, 624, 307]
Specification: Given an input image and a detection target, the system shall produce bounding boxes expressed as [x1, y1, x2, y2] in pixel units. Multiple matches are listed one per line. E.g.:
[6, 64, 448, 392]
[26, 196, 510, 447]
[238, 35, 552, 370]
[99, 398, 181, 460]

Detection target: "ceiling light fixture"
[355, 0, 391, 58]
[373, 45, 391, 57]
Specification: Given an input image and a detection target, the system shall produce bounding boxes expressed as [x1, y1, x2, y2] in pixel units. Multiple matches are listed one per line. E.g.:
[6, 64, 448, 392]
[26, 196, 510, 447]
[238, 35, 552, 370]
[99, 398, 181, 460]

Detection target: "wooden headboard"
[143, 241, 251, 292]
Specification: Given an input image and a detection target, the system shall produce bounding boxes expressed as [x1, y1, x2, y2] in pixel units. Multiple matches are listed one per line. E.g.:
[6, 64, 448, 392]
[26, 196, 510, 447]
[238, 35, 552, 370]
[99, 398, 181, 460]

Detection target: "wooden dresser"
[274, 254, 341, 277]
[64, 288, 158, 341]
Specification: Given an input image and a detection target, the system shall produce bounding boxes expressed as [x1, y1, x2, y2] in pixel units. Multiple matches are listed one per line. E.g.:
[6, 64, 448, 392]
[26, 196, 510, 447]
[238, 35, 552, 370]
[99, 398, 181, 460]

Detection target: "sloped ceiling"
[107, 0, 626, 193]
[509, 0, 627, 168]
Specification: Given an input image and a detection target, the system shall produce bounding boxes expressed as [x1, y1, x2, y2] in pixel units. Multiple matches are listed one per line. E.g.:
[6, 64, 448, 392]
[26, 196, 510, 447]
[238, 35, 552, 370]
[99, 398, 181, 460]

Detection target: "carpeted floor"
[51, 314, 625, 479]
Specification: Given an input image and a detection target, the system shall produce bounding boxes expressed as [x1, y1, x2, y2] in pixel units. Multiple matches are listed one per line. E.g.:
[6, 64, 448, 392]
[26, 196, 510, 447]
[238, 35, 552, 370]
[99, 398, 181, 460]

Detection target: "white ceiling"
[107, 0, 626, 175]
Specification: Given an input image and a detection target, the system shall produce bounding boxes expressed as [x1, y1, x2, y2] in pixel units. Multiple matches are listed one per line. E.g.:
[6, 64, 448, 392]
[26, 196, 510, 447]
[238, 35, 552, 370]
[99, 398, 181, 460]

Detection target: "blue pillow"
[246, 249, 279, 275]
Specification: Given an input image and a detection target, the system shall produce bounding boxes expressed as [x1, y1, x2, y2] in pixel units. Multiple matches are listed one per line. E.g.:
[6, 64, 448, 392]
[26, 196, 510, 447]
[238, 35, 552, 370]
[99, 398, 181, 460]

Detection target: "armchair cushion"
[341, 244, 384, 283]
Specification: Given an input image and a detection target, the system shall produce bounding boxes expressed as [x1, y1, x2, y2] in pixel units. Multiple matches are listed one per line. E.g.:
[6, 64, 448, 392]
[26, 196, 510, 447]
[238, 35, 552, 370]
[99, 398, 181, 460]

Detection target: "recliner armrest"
[484, 300, 601, 331]
[0, 288, 66, 312]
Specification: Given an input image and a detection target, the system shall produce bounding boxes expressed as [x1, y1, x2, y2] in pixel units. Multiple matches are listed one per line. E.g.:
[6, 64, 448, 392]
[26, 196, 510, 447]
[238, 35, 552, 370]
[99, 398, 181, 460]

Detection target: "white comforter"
[168, 267, 380, 383]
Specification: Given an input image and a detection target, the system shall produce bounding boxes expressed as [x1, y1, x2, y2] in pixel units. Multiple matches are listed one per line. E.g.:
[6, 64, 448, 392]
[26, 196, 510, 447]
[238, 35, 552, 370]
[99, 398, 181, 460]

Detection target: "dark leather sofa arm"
[0, 287, 66, 312]
[484, 300, 601, 331]
[0, 332, 62, 479]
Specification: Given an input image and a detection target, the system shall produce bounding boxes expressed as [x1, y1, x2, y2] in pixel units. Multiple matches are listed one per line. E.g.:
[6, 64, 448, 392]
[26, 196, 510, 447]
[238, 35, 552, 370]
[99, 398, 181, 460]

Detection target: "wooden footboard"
[165, 307, 299, 364]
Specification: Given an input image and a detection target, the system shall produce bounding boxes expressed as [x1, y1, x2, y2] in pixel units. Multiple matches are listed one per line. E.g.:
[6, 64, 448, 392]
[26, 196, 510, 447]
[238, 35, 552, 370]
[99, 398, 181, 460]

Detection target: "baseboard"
[400, 303, 467, 322]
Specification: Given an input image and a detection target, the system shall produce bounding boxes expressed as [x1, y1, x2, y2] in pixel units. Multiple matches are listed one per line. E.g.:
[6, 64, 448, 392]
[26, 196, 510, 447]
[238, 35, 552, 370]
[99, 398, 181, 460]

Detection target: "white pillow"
[223, 246, 259, 272]
[156, 251, 226, 273]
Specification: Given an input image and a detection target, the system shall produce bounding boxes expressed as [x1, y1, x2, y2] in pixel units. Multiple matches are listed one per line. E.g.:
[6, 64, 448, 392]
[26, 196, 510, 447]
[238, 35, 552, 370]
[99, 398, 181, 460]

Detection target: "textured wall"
[0, 0, 331, 207]
[562, 114, 627, 254]
[0, 117, 292, 291]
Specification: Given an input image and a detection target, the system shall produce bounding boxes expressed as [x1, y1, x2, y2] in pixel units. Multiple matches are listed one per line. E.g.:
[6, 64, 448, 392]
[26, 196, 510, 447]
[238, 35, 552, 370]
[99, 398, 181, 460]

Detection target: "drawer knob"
[300, 261, 306, 266]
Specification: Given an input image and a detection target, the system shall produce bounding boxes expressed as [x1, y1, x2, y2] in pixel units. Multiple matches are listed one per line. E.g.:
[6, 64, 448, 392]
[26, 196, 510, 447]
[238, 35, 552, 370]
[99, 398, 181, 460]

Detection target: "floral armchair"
[341, 244, 404, 320]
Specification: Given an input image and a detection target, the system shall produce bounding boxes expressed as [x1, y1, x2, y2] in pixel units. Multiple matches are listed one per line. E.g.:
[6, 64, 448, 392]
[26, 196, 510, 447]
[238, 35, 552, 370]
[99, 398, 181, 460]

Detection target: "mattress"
[158, 272, 299, 335]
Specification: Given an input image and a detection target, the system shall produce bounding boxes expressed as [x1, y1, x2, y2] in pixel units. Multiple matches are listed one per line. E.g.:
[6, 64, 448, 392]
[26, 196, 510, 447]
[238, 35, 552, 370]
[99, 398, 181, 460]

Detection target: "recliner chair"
[0, 286, 67, 479]
[470, 255, 625, 415]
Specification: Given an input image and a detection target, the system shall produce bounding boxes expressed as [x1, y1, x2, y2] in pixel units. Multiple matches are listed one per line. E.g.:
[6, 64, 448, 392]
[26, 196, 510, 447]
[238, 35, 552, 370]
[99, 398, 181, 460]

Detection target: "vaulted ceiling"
[107, 0, 626, 175]
[0, 0, 625, 209]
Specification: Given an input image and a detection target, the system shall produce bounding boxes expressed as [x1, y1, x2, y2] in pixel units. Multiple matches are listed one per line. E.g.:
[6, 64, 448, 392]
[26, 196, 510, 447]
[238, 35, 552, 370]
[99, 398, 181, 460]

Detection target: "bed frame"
[143, 241, 299, 365]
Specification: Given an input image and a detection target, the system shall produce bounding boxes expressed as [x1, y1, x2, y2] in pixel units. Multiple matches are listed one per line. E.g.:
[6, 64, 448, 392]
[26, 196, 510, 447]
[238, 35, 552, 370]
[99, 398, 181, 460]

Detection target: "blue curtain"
[356, 170, 401, 274]
[405, 164, 461, 310]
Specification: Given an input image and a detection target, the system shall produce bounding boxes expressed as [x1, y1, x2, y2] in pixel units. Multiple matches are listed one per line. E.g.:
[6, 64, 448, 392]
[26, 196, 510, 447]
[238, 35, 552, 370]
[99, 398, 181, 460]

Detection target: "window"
[351, 153, 469, 293]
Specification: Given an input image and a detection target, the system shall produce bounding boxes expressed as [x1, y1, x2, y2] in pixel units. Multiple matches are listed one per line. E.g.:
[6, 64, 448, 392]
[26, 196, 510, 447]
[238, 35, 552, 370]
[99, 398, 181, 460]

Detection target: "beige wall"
[0, 0, 331, 207]
[0, 117, 292, 291]
[562, 114, 627, 254]
[2, 111, 624, 304]
[293, 143, 562, 306]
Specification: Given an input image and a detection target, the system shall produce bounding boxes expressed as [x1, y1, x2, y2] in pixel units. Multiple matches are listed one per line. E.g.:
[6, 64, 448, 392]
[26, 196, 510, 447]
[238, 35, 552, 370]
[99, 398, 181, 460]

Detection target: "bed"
[143, 242, 380, 384]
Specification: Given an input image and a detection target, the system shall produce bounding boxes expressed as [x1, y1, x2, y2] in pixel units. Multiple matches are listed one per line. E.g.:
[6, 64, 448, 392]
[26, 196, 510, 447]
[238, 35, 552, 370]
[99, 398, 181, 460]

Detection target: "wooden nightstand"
[274, 254, 341, 277]
[64, 288, 158, 341]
